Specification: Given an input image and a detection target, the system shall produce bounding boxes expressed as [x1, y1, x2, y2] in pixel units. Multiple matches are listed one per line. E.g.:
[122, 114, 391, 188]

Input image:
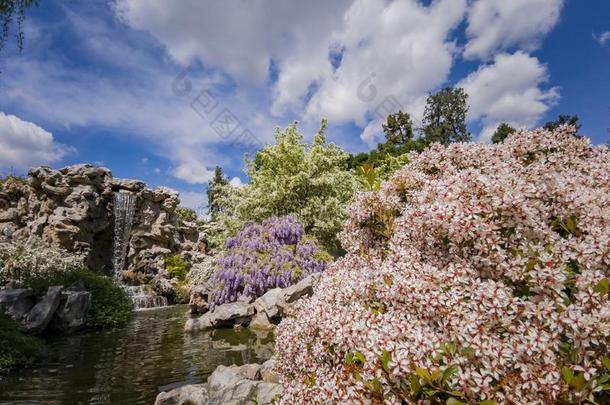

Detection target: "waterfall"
[112, 191, 136, 278]
[122, 285, 168, 310]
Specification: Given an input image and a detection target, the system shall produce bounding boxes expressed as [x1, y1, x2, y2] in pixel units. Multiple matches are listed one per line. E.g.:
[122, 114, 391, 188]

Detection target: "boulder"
[259, 360, 280, 384]
[154, 384, 209, 405]
[253, 288, 283, 319]
[248, 312, 275, 330]
[0, 288, 35, 321]
[209, 302, 255, 328]
[23, 286, 63, 334]
[50, 290, 91, 332]
[279, 273, 319, 304]
[184, 313, 213, 332]
[189, 286, 209, 315]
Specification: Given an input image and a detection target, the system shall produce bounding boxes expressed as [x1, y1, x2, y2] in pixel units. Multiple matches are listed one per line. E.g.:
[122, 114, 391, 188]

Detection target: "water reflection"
[0, 305, 274, 405]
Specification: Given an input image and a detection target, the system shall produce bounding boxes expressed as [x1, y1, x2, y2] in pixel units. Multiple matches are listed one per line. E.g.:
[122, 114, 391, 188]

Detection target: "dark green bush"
[0, 312, 43, 373]
[19, 268, 132, 328]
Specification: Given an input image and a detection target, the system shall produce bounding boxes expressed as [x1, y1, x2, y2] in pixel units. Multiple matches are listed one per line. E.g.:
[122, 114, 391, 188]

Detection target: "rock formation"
[0, 164, 207, 295]
[154, 360, 282, 405]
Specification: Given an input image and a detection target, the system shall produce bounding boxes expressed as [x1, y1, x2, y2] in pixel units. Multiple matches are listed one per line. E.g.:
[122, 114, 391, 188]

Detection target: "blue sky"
[0, 0, 608, 214]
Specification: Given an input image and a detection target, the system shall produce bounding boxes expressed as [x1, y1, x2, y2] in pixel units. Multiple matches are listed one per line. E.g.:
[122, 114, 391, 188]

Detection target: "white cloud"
[464, 0, 564, 60]
[114, 0, 467, 147]
[171, 160, 215, 184]
[177, 190, 208, 218]
[229, 176, 245, 188]
[593, 31, 610, 46]
[459, 52, 560, 142]
[0, 112, 72, 169]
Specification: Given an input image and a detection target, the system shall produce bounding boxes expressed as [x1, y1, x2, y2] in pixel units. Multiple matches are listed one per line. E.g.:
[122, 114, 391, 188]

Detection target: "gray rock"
[248, 312, 275, 330]
[209, 302, 255, 327]
[209, 380, 259, 405]
[280, 273, 320, 304]
[207, 365, 244, 393]
[50, 290, 91, 332]
[253, 288, 283, 319]
[0, 288, 35, 321]
[110, 178, 146, 192]
[154, 383, 209, 405]
[184, 313, 213, 332]
[260, 360, 280, 384]
[256, 382, 282, 404]
[23, 286, 63, 334]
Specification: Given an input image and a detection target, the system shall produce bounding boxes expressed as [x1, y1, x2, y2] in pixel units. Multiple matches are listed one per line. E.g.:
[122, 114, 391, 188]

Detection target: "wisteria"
[275, 126, 610, 404]
[208, 216, 330, 308]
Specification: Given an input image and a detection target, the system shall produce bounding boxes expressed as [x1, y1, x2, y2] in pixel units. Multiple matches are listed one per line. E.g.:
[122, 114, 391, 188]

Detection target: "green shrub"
[165, 254, 190, 281]
[175, 206, 199, 225]
[19, 268, 132, 328]
[0, 312, 43, 373]
[173, 281, 190, 304]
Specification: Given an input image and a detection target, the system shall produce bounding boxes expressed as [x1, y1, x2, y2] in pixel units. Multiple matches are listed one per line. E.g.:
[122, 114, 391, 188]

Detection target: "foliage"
[172, 281, 190, 304]
[491, 122, 516, 144]
[207, 166, 229, 221]
[0, 0, 37, 54]
[0, 238, 85, 286]
[275, 125, 610, 404]
[164, 254, 190, 281]
[382, 110, 414, 146]
[215, 121, 361, 252]
[175, 206, 198, 225]
[544, 114, 581, 135]
[422, 86, 471, 144]
[0, 312, 43, 373]
[348, 111, 427, 174]
[208, 216, 330, 308]
[0, 240, 131, 328]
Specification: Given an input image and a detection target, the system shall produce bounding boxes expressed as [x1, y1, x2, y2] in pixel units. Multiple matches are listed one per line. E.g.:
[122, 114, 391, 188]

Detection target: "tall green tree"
[0, 0, 38, 53]
[206, 166, 229, 221]
[422, 87, 471, 144]
[491, 123, 516, 144]
[219, 121, 361, 252]
[382, 110, 414, 147]
[543, 114, 581, 134]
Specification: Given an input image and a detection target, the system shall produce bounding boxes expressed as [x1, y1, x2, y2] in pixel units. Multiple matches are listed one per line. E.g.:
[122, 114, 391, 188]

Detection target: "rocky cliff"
[0, 164, 205, 289]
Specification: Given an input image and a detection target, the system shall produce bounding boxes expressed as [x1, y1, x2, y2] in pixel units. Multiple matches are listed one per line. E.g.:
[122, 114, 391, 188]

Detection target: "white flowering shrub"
[0, 238, 85, 286]
[275, 126, 610, 404]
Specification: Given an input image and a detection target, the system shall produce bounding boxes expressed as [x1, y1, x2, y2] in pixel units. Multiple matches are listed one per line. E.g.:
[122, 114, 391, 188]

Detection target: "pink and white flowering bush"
[275, 126, 610, 404]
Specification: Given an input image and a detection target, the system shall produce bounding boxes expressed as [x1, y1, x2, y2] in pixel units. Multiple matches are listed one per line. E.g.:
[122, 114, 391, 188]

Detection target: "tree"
[0, 0, 38, 54]
[382, 110, 414, 147]
[347, 111, 426, 174]
[543, 114, 581, 134]
[491, 123, 516, 144]
[206, 166, 228, 221]
[219, 121, 361, 252]
[421, 86, 471, 144]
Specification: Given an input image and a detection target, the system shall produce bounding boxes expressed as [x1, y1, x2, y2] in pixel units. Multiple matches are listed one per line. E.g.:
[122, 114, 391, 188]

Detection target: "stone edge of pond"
[154, 360, 281, 405]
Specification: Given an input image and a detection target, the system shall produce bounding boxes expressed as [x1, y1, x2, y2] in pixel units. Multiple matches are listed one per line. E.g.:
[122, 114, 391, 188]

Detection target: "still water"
[0, 305, 275, 405]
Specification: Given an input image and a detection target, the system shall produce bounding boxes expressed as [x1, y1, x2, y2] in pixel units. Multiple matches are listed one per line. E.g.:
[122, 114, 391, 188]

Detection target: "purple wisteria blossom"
[208, 216, 330, 308]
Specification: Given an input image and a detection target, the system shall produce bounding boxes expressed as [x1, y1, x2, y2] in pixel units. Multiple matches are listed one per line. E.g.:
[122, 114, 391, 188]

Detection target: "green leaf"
[442, 364, 458, 384]
[446, 398, 468, 405]
[415, 367, 432, 382]
[379, 350, 392, 373]
[569, 373, 586, 390]
[594, 278, 609, 295]
[478, 401, 498, 405]
[409, 375, 422, 395]
[561, 367, 574, 383]
[603, 356, 610, 371]
[354, 351, 366, 366]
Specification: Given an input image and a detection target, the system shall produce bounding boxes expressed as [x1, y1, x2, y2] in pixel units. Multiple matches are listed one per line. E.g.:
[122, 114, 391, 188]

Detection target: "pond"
[0, 305, 275, 405]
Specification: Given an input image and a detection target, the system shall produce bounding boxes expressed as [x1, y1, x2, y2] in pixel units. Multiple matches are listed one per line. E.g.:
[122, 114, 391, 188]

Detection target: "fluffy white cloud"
[459, 52, 560, 142]
[114, 0, 467, 146]
[229, 176, 245, 188]
[593, 31, 610, 46]
[171, 160, 215, 184]
[464, 0, 564, 60]
[0, 112, 72, 169]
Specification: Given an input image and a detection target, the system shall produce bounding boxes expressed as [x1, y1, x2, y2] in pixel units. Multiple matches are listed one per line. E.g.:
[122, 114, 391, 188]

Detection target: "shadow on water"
[0, 305, 275, 405]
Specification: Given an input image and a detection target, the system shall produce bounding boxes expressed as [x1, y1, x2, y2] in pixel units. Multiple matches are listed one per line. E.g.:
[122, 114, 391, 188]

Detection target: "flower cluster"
[275, 126, 610, 404]
[0, 237, 85, 286]
[208, 216, 330, 308]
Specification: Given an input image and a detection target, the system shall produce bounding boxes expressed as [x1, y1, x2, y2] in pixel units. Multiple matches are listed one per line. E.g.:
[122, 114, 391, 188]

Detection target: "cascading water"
[112, 191, 167, 310]
[112, 191, 136, 278]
